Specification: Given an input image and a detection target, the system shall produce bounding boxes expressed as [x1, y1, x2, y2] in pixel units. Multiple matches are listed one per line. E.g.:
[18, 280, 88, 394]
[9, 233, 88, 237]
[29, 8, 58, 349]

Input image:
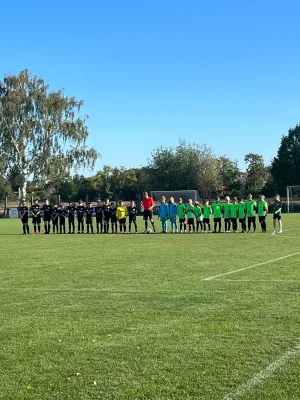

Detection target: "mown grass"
[0, 215, 299, 399]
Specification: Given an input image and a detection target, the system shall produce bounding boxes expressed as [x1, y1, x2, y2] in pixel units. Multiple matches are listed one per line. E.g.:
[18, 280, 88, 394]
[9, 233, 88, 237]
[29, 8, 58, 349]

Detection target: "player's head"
[260, 195, 265, 201]
[69, 201, 72, 206]
[60, 204, 64, 209]
[161, 196, 166, 202]
[111, 202, 115, 206]
[54, 203, 58, 208]
[89, 202, 92, 206]
[248, 193, 252, 200]
[45, 199, 49, 205]
[205, 199, 209, 206]
[144, 192, 149, 198]
[195, 201, 199, 206]
[119, 200, 123, 206]
[238, 197, 242, 203]
[275, 194, 280, 201]
[131, 200, 135, 206]
[22, 200, 26, 206]
[225, 196, 230, 202]
[34, 199, 39, 204]
[233, 197, 237, 203]
[178, 197, 183, 203]
[170, 196, 174, 203]
[79, 200, 83, 205]
[105, 199, 109, 205]
[97, 200, 101, 205]
[216, 197, 220, 202]
[188, 198, 193, 205]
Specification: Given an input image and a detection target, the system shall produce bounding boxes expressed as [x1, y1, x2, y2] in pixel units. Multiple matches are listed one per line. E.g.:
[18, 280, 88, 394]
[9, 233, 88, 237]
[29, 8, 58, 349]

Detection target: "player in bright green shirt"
[238, 197, 247, 233]
[177, 198, 187, 233]
[230, 197, 239, 233]
[193, 202, 203, 233]
[257, 194, 268, 232]
[186, 199, 195, 233]
[223, 196, 231, 233]
[203, 200, 212, 233]
[212, 197, 222, 233]
[246, 194, 257, 233]
[273, 194, 283, 234]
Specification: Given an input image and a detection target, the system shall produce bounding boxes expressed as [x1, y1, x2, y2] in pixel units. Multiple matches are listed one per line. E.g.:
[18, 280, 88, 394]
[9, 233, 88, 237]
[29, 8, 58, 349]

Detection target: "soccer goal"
[151, 190, 200, 204]
[286, 185, 300, 213]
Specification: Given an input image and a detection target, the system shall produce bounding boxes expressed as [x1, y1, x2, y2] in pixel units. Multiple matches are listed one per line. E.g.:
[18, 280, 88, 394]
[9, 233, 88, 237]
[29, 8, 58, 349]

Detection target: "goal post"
[286, 185, 300, 213]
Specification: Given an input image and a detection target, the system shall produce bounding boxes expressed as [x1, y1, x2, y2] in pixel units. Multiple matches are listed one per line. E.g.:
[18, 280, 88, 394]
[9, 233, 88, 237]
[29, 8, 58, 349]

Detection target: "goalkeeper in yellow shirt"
[117, 200, 127, 233]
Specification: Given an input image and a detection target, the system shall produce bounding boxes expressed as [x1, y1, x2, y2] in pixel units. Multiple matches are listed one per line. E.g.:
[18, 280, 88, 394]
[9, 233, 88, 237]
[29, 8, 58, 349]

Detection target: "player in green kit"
[177, 198, 187, 233]
[203, 200, 212, 233]
[230, 197, 239, 233]
[186, 199, 195, 233]
[273, 194, 283, 234]
[194, 202, 203, 233]
[212, 197, 222, 233]
[223, 196, 231, 233]
[238, 197, 247, 233]
[257, 195, 268, 232]
[246, 194, 257, 233]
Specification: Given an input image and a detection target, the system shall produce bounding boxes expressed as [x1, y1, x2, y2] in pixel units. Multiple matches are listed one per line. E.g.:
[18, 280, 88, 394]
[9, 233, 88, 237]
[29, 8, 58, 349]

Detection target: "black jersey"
[52, 207, 59, 220]
[95, 206, 103, 219]
[76, 205, 85, 218]
[31, 204, 40, 217]
[42, 204, 52, 219]
[128, 206, 137, 216]
[85, 207, 94, 220]
[103, 205, 112, 219]
[68, 205, 76, 218]
[59, 209, 68, 219]
[111, 206, 117, 217]
[19, 206, 28, 219]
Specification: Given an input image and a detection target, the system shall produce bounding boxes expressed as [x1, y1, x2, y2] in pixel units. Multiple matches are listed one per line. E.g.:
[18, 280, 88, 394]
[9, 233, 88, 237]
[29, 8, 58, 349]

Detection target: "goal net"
[287, 185, 300, 213]
[151, 190, 200, 204]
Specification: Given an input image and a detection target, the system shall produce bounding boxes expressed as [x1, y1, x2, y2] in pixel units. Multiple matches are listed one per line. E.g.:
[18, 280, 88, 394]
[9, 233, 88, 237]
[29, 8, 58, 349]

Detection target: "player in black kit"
[95, 200, 103, 234]
[31, 199, 41, 234]
[67, 202, 76, 234]
[110, 202, 118, 234]
[19, 200, 30, 234]
[52, 204, 59, 234]
[128, 200, 138, 233]
[42, 200, 52, 234]
[85, 202, 94, 234]
[77, 200, 85, 234]
[103, 199, 112, 234]
[59, 204, 68, 234]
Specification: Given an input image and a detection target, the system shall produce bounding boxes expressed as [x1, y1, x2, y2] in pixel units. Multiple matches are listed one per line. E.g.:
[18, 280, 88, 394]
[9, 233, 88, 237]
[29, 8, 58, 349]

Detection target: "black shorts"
[203, 218, 210, 224]
[129, 215, 136, 222]
[86, 219, 93, 225]
[43, 215, 51, 222]
[32, 216, 41, 224]
[143, 210, 153, 220]
[96, 216, 103, 223]
[187, 218, 194, 225]
[52, 219, 58, 225]
[224, 218, 231, 222]
[273, 214, 282, 221]
[239, 218, 246, 223]
[104, 215, 110, 222]
[111, 216, 117, 223]
[248, 216, 256, 223]
[69, 215, 74, 222]
[21, 218, 28, 224]
[259, 216, 266, 223]
[119, 218, 126, 224]
[179, 218, 186, 223]
[59, 218, 66, 225]
[231, 218, 237, 223]
[214, 218, 221, 223]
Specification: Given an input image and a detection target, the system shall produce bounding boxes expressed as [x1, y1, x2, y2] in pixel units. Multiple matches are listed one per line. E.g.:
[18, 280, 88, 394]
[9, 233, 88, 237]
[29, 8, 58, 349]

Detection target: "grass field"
[0, 215, 300, 400]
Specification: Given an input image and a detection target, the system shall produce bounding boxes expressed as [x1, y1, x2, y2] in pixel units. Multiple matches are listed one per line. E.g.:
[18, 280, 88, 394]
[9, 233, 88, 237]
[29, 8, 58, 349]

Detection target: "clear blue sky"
[1, 0, 300, 173]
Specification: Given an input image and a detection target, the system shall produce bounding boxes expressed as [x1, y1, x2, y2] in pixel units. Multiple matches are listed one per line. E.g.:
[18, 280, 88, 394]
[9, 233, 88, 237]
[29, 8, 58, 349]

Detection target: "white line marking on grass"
[203, 252, 300, 281]
[214, 279, 299, 283]
[223, 342, 300, 400]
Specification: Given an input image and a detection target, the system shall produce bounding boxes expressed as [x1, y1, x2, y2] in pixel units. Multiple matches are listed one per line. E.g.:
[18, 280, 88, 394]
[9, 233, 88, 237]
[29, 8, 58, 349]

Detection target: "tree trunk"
[21, 175, 28, 200]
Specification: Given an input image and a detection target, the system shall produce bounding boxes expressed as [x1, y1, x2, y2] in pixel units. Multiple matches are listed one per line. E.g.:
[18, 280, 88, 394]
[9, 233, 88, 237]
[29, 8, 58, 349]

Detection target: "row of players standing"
[157, 194, 283, 233]
[18, 199, 139, 234]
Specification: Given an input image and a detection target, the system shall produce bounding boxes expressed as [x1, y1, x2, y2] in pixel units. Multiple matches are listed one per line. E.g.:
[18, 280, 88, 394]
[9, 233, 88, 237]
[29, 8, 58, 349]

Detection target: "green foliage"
[244, 153, 269, 194]
[270, 124, 300, 194]
[217, 156, 242, 196]
[0, 70, 99, 199]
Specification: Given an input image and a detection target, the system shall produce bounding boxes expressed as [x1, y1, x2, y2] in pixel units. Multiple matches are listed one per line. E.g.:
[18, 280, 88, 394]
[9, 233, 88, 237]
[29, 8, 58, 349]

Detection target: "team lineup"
[17, 191, 283, 235]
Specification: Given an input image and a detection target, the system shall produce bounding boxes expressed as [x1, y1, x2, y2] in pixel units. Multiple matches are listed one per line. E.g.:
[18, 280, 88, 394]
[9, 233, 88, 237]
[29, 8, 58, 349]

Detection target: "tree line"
[0, 70, 299, 203]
